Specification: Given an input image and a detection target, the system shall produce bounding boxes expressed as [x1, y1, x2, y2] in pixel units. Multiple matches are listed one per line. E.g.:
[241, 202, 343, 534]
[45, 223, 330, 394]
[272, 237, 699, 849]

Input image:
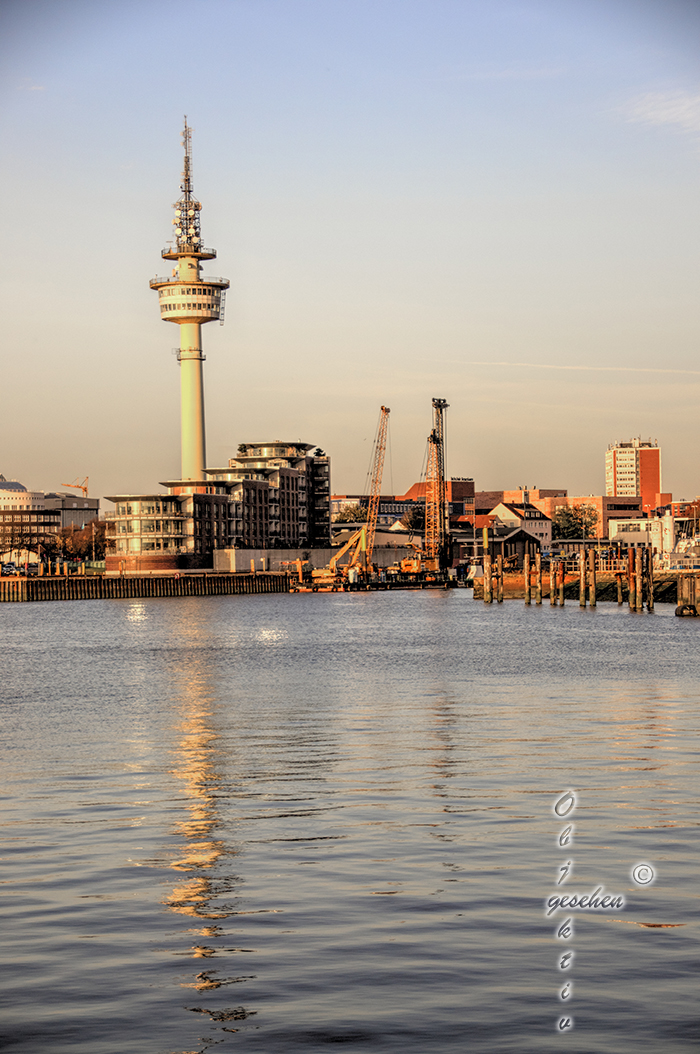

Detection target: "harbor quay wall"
[0, 572, 289, 603]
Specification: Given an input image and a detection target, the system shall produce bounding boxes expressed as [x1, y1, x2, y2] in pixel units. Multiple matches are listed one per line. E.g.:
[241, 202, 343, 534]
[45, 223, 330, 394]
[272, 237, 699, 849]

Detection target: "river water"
[1, 592, 698, 1053]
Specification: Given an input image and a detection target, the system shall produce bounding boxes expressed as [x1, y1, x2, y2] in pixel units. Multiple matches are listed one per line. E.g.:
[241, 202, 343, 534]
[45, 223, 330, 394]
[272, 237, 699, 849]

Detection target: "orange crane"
[424, 398, 449, 571]
[365, 406, 390, 567]
[61, 476, 89, 498]
[310, 405, 391, 588]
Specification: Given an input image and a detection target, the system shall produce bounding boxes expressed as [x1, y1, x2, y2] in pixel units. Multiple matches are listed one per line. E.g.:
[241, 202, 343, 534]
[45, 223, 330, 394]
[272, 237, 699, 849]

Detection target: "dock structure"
[473, 551, 681, 609]
[0, 572, 289, 603]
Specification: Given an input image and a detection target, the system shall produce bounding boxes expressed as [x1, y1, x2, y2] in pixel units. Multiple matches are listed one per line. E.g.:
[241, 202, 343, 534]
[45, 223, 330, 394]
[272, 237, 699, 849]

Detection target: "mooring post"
[627, 549, 635, 610]
[558, 560, 565, 606]
[588, 549, 597, 608]
[646, 547, 654, 612]
[497, 554, 504, 603]
[524, 553, 531, 605]
[616, 572, 623, 605]
[579, 551, 586, 607]
[535, 552, 542, 604]
[550, 561, 556, 605]
[484, 554, 492, 603]
[635, 548, 643, 611]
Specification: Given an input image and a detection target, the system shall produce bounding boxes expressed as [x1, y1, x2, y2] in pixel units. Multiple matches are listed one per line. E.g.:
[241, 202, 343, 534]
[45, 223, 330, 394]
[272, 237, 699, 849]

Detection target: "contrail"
[457, 360, 700, 376]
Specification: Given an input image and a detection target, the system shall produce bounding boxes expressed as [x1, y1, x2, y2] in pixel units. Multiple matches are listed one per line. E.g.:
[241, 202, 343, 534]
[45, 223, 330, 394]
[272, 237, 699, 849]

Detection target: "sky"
[1, 0, 699, 504]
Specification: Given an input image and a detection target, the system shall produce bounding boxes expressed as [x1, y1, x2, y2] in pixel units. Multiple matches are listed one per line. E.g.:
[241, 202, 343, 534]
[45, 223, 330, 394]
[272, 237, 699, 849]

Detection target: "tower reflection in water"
[163, 629, 256, 1030]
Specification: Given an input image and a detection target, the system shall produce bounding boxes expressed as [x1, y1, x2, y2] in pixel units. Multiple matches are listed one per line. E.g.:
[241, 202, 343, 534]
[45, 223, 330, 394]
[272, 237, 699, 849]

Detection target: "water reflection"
[164, 629, 237, 999]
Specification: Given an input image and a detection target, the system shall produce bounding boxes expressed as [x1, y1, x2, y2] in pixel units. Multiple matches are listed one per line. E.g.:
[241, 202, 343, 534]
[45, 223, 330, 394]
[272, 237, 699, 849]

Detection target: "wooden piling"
[646, 548, 654, 612]
[579, 552, 586, 607]
[627, 549, 635, 611]
[616, 573, 623, 605]
[497, 554, 504, 603]
[484, 555, 492, 603]
[524, 553, 531, 605]
[677, 575, 684, 606]
[588, 549, 596, 608]
[535, 552, 542, 605]
[558, 561, 565, 606]
[635, 548, 643, 611]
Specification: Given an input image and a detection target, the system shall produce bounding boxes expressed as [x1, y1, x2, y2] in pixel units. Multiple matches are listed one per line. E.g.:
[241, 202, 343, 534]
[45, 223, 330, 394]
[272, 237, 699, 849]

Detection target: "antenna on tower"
[181, 116, 193, 195]
[172, 116, 203, 251]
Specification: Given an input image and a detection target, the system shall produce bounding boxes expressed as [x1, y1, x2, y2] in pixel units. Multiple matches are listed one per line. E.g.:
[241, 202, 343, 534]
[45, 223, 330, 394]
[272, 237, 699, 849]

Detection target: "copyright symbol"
[632, 863, 655, 886]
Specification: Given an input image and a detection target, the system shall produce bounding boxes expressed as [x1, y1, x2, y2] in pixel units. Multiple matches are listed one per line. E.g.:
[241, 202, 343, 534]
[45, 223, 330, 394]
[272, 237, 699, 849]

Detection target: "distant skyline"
[1, 0, 699, 502]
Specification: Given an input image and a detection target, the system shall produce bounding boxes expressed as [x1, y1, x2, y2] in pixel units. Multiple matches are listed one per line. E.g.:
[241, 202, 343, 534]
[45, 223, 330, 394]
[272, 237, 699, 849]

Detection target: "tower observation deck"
[150, 119, 230, 481]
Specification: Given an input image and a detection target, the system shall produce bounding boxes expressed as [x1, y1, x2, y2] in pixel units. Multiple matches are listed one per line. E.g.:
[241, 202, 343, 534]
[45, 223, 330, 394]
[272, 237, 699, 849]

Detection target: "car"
[1, 563, 18, 576]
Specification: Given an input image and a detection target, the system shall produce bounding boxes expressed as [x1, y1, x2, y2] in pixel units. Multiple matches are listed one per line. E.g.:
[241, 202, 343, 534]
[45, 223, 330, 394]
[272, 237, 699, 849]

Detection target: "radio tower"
[150, 119, 230, 481]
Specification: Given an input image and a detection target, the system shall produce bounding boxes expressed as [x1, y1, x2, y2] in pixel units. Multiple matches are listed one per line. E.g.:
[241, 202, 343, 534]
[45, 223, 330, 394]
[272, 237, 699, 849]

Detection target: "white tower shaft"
[179, 322, 206, 479]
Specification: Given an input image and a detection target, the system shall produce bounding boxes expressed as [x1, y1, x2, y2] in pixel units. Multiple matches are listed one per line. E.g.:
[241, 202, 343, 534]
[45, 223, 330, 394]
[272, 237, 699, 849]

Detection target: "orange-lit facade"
[605, 438, 663, 514]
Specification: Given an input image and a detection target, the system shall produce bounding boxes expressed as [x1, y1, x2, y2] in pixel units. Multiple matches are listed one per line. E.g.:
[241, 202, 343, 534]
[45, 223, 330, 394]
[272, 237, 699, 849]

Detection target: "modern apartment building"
[207, 441, 331, 548]
[605, 438, 665, 512]
[105, 490, 233, 569]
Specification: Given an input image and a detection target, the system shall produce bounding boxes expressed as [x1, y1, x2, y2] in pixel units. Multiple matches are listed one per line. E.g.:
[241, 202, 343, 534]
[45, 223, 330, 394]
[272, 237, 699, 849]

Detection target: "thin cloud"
[17, 80, 45, 92]
[625, 89, 700, 135]
[453, 361, 700, 377]
[442, 65, 564, 83]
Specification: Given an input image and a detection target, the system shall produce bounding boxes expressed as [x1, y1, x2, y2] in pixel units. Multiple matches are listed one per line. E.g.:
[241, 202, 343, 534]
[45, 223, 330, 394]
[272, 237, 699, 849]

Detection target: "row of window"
[160, 286, 220, 296]
[0, 524, 59, 533]
[1, 514, 60, 522]
[113, 522, 184, 534]
[116, 503, 181, 516]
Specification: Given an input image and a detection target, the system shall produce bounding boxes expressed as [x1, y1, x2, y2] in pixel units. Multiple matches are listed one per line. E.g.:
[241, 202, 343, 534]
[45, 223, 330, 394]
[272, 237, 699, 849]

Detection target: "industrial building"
[43, 493, 100, 529]
[332, 478, 474, 529]
[478, 487, 644, 539]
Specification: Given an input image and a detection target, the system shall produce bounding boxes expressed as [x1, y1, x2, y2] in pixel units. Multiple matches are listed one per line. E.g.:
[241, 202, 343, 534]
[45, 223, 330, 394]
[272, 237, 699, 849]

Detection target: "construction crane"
[365, 406, 390, 567]
[61, 476, 89, 498]
[424, 398, 449, 571]
[309, 405, 390, 589]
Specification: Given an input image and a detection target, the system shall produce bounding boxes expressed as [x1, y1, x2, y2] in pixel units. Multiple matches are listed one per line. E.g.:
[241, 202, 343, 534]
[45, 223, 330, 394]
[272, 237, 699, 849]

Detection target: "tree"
[400, 505, 425, 533]
[51, 519, 109, 560]
[334, 503, 367, 523]
[551, 504, 598, 540]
